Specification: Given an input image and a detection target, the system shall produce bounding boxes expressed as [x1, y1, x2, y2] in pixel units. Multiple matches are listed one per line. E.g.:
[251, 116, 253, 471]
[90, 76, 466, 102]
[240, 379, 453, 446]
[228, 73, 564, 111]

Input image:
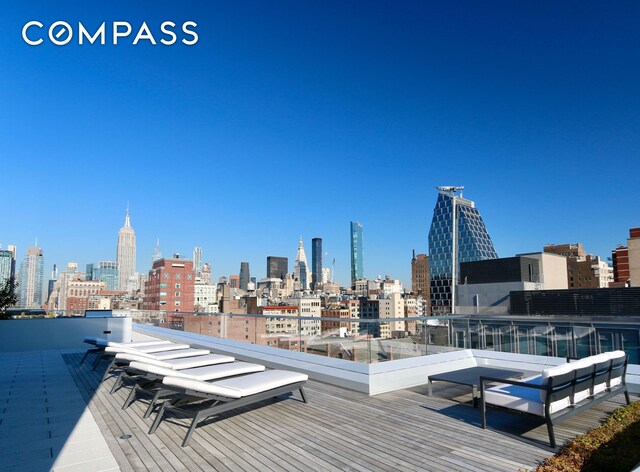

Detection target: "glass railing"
[38, 309, 640, 365]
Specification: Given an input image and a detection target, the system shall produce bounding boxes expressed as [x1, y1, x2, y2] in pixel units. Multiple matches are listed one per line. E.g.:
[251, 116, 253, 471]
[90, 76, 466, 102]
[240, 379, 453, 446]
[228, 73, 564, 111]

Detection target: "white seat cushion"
[144, 348, 210, 360]
[130, 361, 265, 381]
[104, 342, 189, 355]
[485, 374, 570, 416]
[115, 353, 234, 369]
[96, 339, 168, 348]
[163, 370, 309, 399]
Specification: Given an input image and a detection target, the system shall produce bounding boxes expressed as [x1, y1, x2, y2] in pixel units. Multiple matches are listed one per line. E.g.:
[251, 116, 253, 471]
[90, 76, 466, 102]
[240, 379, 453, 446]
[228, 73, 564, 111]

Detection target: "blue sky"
[1, 1, 639, 287]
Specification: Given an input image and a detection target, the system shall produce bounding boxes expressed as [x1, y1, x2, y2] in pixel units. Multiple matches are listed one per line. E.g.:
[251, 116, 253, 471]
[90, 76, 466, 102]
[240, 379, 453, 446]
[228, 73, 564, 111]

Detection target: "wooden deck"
[65, 353, 630, 472]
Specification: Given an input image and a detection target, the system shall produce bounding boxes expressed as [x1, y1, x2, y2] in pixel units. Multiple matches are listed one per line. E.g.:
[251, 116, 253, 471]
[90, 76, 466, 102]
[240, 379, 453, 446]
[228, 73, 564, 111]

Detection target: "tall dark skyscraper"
[350, 221, 363, 284]
[239, 262, 250, 290]
[311, 238, 323, 289]
[267, 256, 288, 280]
[428, 186, 497, 314]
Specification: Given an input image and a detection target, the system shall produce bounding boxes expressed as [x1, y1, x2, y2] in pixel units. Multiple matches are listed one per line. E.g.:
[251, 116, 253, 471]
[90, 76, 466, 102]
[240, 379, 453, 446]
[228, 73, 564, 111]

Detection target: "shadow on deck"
[65, 352, 632, 472]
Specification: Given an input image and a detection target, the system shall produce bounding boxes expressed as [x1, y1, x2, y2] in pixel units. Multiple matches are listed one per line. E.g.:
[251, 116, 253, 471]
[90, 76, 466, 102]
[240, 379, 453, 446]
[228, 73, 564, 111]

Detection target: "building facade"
[86, 261, 119, 291]
[294, 238, 310, 290]
[311, 238, 322, 290]
[239, 262, 250, 291]
[628, 228, 640, 287]
[543, 243, 612, 289]
[350, 221, 364, 284]
[428, 187, 497, 314]
[143, 256, 195, 312]
[193, 246, 203, 279]
[0, 249, 15, 287]
[116, 208, 136, 291]
[65, 279, 106, 312]
[611, 245, 629, 287]
[411, 252, 430, 299]
[18, 246, 44, 308]
[267, 256, 288, 280]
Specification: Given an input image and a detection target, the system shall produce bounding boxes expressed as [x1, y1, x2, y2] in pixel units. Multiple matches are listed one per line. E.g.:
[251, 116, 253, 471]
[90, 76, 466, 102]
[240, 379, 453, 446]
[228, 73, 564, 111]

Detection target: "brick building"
[143, 256, 195, 312]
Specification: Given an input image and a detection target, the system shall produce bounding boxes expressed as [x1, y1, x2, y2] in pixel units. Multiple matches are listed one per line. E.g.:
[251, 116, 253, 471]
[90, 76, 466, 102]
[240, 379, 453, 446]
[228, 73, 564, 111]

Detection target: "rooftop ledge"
[133, 324, 640, 396]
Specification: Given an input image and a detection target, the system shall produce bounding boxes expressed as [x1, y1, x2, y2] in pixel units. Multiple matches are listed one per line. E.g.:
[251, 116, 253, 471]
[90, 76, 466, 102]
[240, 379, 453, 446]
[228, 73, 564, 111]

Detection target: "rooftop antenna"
[436, 186, 464, 197]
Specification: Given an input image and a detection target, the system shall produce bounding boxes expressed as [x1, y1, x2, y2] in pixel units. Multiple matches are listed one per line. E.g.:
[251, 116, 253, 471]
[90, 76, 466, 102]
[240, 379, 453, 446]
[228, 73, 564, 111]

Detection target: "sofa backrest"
[541, 362, 577, 403]
[540, 350, 627, 404]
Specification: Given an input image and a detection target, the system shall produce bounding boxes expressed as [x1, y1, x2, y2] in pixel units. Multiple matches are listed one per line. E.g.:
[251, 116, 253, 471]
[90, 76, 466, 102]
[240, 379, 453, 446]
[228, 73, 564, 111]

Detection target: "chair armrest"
[479, 376, 546, 392]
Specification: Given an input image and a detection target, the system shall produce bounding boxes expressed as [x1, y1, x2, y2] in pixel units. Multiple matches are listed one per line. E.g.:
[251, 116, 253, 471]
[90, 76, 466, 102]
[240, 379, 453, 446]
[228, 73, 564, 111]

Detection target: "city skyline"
[3, 2, 639, 286]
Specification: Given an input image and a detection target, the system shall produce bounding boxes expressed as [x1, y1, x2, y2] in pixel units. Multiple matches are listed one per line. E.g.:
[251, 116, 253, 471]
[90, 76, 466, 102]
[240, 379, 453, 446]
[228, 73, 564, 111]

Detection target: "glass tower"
[0, 249, 14, 287]
[267, 256, 288, 279]
[86, 261, 119, 291]
[428, 187, 497, 314]
[350, 221, 364, 284]
[311, 238, 322, 289]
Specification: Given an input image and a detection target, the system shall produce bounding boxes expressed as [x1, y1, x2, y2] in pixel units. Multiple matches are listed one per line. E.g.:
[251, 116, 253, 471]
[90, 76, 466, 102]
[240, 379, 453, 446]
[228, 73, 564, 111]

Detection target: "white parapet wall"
[133, 324, 640, 396]
[0, 317, 132, 352]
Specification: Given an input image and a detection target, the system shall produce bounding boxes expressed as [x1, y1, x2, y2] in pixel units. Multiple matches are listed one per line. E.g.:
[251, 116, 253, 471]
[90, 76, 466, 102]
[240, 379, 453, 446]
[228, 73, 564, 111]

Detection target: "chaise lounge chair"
[121, 360, 266, 417]
[149, 370, 309, 446]
[100, 347, 220, 383]
[81, 336, 170, 364]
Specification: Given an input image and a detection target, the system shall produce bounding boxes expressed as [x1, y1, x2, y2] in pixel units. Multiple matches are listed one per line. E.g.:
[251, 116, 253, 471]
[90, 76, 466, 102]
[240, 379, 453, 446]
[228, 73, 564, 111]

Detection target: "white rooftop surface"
[0, 350, 120, 472]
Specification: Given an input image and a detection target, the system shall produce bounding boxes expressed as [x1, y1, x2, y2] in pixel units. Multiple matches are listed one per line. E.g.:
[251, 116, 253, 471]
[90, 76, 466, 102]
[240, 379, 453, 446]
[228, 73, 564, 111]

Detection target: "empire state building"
[116, 207, 137, 291]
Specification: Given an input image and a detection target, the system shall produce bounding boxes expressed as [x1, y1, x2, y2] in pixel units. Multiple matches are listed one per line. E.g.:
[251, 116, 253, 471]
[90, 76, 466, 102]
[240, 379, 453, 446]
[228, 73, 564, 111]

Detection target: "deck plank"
[62, 352, 632, 472]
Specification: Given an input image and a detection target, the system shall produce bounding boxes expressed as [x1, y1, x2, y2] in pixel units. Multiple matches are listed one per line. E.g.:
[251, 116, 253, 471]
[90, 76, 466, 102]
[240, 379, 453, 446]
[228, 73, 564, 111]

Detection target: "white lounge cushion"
[485, 373, 571, 416]
[104, 342, 189, 355]
[96, 339, 169, 348]
[138, 348, 210, 360]
[115, 353, 235, 369]
[164, 354, 234, 369]
[129, 361, 265, 381]
[163, 370, 309, 399]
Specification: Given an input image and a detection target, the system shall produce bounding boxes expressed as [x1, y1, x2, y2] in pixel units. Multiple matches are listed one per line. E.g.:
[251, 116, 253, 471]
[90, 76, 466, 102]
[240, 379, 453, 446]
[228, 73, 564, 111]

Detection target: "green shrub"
[535, 401, 640, 472]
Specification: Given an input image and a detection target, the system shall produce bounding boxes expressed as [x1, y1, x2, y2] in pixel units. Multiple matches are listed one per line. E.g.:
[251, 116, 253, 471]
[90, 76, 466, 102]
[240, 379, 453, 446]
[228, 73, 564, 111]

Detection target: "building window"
[176, 274, 181, 280]
[175, 301, 181, 306]
[175, 292, 180, 297]
[175, 283, 181, 289]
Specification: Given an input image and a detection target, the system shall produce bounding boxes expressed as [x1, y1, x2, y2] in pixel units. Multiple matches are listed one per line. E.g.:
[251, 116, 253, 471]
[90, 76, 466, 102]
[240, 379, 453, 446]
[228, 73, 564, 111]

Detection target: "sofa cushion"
[485, 374, 570, 416]
[163, 370, 309, 399]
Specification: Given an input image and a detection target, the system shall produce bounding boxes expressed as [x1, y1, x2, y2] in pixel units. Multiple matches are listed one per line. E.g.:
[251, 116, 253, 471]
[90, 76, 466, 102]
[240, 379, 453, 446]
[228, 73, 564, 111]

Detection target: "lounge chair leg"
[480, 396, 487, 429]
[546, 418, 556, 448]
[92, 353, 105, 371]
[182, 412, 203, 447]
[625, 390, 631, 405]
[122, 385, 138, 410]
[102, 360, 116, 383]
[144, 391, 163, 418]
[110, 372, 124, 393]
[149, 402, 167, 434]
[299, 386, 308, 403]
[80, 350, 90, 365]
